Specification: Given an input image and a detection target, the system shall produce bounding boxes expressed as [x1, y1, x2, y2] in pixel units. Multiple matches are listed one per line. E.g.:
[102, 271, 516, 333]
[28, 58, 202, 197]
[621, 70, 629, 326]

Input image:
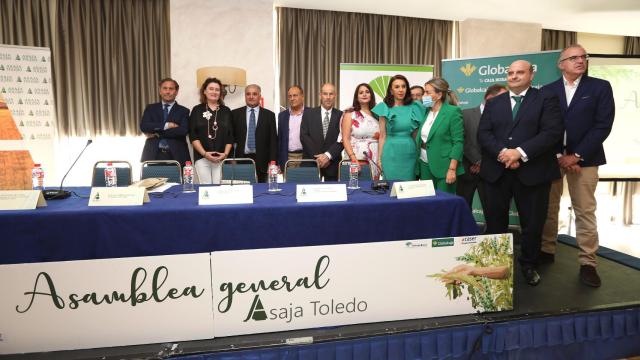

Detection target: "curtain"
[277, 7, 453, 108]
[623, 36, 640, 55]
[541, 29, 577, 51]
[0, 0, 170, 137]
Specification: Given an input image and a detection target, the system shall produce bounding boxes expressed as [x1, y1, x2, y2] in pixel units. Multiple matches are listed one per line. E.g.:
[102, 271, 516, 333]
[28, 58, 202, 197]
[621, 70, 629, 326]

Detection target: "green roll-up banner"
[442, 51, 562, 225]
[442, 51, 562, 109]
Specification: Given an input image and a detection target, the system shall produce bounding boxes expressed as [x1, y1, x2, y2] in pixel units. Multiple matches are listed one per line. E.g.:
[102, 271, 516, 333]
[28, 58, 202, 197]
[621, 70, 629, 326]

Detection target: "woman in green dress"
[415, 77, 464, 193]
[372, 75, 424, 180]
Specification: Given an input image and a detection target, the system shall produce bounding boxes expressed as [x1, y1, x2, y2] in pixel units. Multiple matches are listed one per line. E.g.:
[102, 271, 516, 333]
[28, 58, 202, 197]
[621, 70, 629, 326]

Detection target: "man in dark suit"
[231, 84, 277, 182]
[277, 85, 309, 171]
[140, 78, 191, 166]
[541, 45, 615, 287]
[478, 60, 563, 286]
[300, 83, 344, 181]
[457, 84, 507, 213]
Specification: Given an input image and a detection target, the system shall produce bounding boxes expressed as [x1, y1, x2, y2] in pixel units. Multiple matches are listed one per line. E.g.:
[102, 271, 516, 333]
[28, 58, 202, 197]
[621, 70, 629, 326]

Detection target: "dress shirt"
[420, 110, 438, 163]
[561, 75, 582, 153]
[321, 106, 333, 160]
[245, 106, 260, 153]
[162, 101, 176, 130]
[509, 88, 530, 162]
[288, 109, 304, 151]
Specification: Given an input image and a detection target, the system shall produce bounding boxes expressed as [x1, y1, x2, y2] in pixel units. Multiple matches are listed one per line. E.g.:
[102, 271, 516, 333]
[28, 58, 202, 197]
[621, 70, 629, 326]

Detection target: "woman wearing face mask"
[372, 74, 424, 180]
[189, 77, 234, 184]
[339, 83, 380, 178]
[415, 77, 464, 193]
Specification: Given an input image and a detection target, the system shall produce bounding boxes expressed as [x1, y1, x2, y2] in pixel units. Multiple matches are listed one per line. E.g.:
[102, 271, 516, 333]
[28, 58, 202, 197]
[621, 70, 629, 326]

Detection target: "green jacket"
[415, 101, 465, 178]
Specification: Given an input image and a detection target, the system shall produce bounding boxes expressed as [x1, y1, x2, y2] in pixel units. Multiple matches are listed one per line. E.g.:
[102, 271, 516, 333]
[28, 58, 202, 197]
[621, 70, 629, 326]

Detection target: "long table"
[1, 183, 478, 265]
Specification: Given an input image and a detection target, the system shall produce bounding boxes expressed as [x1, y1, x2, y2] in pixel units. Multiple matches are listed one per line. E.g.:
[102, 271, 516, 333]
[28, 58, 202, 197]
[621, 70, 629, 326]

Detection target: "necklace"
[203, 104, 219, 140]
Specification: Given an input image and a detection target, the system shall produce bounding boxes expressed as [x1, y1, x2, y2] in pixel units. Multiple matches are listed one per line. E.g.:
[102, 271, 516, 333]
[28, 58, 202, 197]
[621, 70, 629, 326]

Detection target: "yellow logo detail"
[460, 63, 476, 76]
[456, 87, 465, 94]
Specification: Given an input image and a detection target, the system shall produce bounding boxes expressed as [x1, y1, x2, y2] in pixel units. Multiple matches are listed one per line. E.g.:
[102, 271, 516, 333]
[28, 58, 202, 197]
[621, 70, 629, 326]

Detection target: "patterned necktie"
[159, 104, 170, 149]
[247, 108, 256, 153]
[322, 111, 330, 138]
[511, 95, 523, 120]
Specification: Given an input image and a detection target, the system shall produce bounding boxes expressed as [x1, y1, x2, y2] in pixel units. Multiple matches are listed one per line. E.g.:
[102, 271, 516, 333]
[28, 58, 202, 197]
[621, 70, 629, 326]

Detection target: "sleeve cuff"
[517, 147, 528, 162]
[324, 151, 332, 160]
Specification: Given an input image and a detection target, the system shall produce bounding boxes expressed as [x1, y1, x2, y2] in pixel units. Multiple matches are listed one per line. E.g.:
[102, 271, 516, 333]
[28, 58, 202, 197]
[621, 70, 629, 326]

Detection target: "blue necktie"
[511, 95, 523, 120]
[159, 104, 170, 149]
[247, 108, 256, 153]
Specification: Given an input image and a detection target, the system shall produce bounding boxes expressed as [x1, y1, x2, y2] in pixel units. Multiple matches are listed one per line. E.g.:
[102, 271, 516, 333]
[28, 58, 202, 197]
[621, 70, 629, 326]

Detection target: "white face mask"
[422, 95, 434, 107]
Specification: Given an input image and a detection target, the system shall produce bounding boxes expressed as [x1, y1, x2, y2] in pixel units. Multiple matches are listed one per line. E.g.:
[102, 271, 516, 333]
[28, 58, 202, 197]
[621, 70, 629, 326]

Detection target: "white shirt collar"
[509, 87, 529, 98]
[563, 75, 582, 87]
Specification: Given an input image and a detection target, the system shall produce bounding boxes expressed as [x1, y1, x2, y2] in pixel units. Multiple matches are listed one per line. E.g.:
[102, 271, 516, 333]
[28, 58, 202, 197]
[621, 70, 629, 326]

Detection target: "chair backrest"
[284, 159, 321, 183]
[92, 161, 133, 187]
[141, 160, 182, 184]
[338, 160, 373, 182]
[221, 158, 257, 184]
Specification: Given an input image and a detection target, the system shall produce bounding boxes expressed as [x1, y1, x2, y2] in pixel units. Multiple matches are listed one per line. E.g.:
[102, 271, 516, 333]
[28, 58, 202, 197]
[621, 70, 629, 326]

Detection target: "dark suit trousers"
[243, 153, 267, 183]
[483, 171, 550, 268]
[456, 171, 487, 214]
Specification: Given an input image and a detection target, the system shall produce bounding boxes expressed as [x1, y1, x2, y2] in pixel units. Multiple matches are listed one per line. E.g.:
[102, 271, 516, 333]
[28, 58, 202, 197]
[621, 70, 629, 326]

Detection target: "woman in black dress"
[189, 77, 234, 184]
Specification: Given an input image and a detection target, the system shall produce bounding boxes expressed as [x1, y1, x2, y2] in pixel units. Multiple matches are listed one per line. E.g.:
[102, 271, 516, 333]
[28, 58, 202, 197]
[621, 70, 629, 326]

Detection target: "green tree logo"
[369, 75, 392, 99]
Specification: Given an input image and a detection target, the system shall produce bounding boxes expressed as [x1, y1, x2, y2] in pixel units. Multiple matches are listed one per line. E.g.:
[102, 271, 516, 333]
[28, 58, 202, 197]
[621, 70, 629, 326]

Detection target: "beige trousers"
[541, 166, 599, 266]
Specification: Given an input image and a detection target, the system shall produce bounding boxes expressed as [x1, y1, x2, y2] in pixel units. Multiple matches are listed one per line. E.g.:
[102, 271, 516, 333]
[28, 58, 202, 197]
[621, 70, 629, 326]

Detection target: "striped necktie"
[322, 111, 330, 138]
[247, 108, 256, 153]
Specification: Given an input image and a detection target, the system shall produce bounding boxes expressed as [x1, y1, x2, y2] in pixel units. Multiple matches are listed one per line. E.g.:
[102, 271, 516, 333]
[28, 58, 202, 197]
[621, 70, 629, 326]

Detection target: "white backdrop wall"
[170, 0, 276, 112]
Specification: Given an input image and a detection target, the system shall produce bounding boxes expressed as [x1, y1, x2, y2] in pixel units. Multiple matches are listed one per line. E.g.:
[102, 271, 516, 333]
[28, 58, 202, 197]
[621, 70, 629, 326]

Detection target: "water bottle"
[104, 162, 118, 187]
[348, 160, 359, 189]
[183, 161, 195, 192]
[268, 161, 280, 192]
[31, 163, 44, 190]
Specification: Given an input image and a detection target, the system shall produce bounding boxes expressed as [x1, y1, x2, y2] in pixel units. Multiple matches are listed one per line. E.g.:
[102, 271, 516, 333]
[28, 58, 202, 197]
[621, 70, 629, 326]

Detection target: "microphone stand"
[230, 143, 237, 186]
[43, 139, 93, 200]
[363, 151, 389, 191]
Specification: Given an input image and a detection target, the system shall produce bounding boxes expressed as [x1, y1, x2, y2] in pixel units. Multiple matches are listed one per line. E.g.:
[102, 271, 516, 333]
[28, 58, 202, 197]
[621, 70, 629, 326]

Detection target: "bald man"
[478, 60, 563, 286]
[300, 83, 344, 181]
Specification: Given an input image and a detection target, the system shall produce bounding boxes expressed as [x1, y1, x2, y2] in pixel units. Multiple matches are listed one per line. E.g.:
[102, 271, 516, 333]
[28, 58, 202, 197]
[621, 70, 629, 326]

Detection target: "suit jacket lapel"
[427, 104, 448, 142]
[567, 76, 588, 111]
[511, 88, 536, 128]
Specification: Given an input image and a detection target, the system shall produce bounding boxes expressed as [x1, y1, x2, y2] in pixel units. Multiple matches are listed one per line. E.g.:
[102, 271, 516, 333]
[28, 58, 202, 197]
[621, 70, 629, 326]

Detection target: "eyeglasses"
[559, 54, 589, 63]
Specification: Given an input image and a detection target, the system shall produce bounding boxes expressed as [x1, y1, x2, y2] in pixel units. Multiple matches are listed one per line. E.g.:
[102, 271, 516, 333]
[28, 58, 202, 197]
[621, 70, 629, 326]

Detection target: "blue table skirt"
[1, 182, 478, 264]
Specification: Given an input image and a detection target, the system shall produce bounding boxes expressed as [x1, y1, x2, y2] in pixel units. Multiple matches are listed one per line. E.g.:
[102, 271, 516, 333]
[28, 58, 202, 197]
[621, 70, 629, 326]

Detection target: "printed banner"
[339, 64, 434, 110]
[0, 253, 213, 354]
[211, 234, 513, 337]
[441, 51, 561, 109]
[0, 44, 57, 186]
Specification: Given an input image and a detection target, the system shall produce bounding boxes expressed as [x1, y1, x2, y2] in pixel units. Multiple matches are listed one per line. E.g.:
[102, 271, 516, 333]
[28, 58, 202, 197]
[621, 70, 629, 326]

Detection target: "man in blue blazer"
[140, 78, 191, 166]
[478, 60, 564, 286]
[541, 45, 615, 287]
[277, 85, 309, 171]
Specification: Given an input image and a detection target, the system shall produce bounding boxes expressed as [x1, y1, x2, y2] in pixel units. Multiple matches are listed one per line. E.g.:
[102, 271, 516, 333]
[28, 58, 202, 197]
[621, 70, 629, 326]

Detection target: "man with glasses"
[541, 44, 615, 287]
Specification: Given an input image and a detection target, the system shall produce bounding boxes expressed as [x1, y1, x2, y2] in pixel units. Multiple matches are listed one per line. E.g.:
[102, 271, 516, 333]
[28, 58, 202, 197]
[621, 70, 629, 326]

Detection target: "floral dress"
[338, 110, 380, 177]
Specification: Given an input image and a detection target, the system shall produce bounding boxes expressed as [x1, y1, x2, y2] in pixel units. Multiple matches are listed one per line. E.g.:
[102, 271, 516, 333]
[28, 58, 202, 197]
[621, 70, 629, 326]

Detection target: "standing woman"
[372, 75, 424, 180]
[189, 77, 234, 184]
[415, 77, 464, 193]
[339, 83, 380, 177]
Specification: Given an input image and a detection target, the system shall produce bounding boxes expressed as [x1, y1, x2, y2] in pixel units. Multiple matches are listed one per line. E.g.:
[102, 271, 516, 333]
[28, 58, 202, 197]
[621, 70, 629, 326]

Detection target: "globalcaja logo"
[432, 238, 454, 247]
[459, 63, 476, 77]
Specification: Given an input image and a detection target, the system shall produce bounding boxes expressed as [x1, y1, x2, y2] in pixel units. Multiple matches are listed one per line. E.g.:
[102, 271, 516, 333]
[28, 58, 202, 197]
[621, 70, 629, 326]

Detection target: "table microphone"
[363, 151, 389, 191]
[43, 139, 93, 200]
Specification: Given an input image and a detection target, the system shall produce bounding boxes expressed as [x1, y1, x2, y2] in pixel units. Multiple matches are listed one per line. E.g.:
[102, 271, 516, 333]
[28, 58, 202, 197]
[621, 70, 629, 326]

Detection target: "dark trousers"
[483, 171, 551, 268]
[456, 171, 487, 213]
[242, 153, 267, 183]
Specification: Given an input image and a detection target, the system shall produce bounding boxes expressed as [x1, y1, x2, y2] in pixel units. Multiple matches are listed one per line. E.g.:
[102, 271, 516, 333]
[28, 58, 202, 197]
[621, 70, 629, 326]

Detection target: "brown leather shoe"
[538, 251, 555, 264]
[580, 265, 601, 287]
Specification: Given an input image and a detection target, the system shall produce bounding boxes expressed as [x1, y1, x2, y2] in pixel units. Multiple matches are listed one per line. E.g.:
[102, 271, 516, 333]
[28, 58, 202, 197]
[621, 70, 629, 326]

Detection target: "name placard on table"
[390, 180, 435, 199]
[296, 184, 347, 203]
[0, 190, 47, 210]
[88, 187, 150, 206]
[198, 185, 253, 205]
